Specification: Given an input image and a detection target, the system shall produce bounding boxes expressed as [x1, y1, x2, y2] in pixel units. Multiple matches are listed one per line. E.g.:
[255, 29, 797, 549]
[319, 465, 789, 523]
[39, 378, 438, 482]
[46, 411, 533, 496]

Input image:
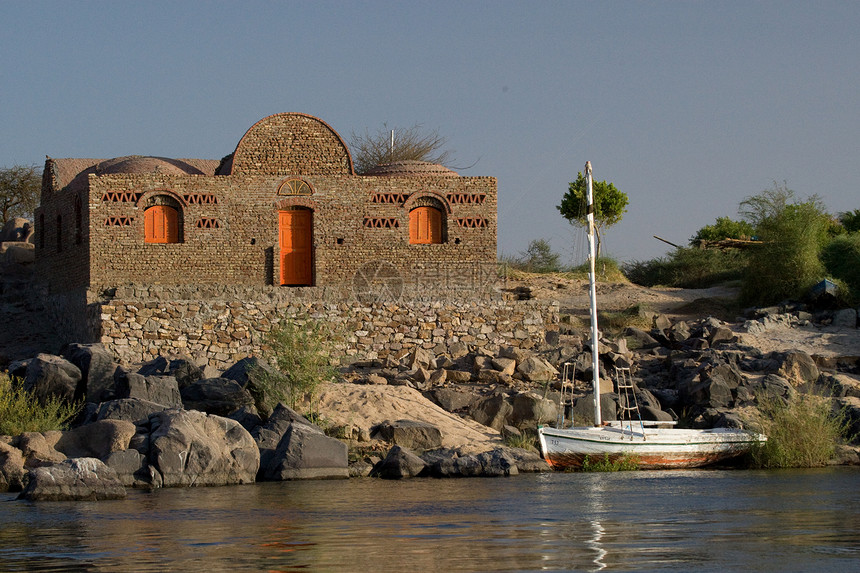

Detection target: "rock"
[491, 357, 517, 376]
[371, 419, 443, 451]
[774, 351, 820, 387]
[0, 441, 26, 492]
[97, 398, 170, 425]
[102, 449, 149, 487]
[516, 356, 559, 382]
[755, 374, 796, 405]
[427, 387, 479, 412]
[373, 445, 427, 479]
[365, 373, 389, 385]
[114, 368, 182, 408]
[445, 369, 473, 383]
[478, 368, 513, 385]
[831, 444, 860, 466]
[167, 358, 205, 389]
[253, 404, 347, 480]
[61, 343, 118, 403]
[510, 392, 558, 428]
[569, 393, 617, 426]
[428, 368, 447, 387]
[831, 308, 857, 328]
[0, 217, 33, 242]
[448, 341, 469, 360]
[221, 357, 277, 416]
[180, 377, 255, 416]
[148, 409, 259, 487]
[624, 327, 660, 349]
[685, 377, 734, 409]
[24, 353, 82, 403]
[639, 405, 676, 423]
[54, 419, 136, 460]
[18, 458, 126, 501]
[502, 446, 550, 473]
[228, 405, 263, 433]
[258, 422, 348, 480]
[708, 326, 737, 346]
[499, 346, 530, 363]
[14, 431, 66, 468]
[471, 393, 514, 431]
[475, 449, 518, 477]
[406, 347, 436, 370]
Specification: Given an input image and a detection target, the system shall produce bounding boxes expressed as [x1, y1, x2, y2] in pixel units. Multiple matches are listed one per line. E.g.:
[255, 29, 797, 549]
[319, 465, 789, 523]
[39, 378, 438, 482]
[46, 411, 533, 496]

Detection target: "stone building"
[35, 113, 497, 298]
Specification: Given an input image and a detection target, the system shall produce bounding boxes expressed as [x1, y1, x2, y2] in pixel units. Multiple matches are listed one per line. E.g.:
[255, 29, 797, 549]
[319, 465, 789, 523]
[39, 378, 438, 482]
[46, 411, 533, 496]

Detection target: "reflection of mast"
[587, 520, 607, 572]
[585, 161, 601, 426]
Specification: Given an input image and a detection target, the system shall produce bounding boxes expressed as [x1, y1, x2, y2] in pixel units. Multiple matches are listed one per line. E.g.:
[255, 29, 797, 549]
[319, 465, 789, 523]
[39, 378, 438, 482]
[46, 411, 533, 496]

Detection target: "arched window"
[409, 206, 443, 244]
[145, 205, 180, 243]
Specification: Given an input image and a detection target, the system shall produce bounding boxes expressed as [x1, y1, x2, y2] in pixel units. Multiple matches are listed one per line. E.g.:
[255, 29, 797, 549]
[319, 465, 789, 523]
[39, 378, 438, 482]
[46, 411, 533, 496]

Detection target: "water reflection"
[1, 468, 859, 571]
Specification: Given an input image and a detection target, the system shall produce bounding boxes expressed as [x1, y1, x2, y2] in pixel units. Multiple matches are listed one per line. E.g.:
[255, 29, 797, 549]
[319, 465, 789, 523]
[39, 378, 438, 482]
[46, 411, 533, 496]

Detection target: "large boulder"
[148, 409, 259, 487]
[371, 420, 443, 451]
[0, 441, 26, 492]
[114, 368, 182, 408]
[180, 378, 254, 416]
[13, 431, 66, 468]
[471, 393, 514, 431]
[61, 343, 118, 403]
[221, 357, 278, 416]
[54, 419, 136, 460]
[516, 356, 559, 382]
[254, 404, 347, 481]
[424, 448, 518, 478]
[426, 387, 479, 412]
[510, 392, 558, 428]
[774, 351, 820, 387]
[373, 445, 427, 479]
[18, 458, 126, 501]
[138, 356, 204, 389]
[96, 398, 170, 425]
[258, 422, 348, 480]
[24, 354, 82, 403]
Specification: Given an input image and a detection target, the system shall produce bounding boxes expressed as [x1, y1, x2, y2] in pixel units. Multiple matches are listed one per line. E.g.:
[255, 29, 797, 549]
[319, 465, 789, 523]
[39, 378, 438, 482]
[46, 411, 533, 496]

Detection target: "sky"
[2, 1, 858, 264]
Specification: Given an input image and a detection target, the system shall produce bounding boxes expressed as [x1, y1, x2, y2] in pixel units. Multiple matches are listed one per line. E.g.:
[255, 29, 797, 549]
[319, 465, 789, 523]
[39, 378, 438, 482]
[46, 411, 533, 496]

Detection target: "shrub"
[740, 186, 831, 306]
[747, 393, 848, 469]
[565, 256, 626, 282]
[518, 239, 562, 273]
[623, 248, 747, 288]
[691, 216, 755, 243]
[579, 453, 639, 472]
[822, 234, 860, 304]
[0, 374, 79, 436]
[256, 316, 339, 414]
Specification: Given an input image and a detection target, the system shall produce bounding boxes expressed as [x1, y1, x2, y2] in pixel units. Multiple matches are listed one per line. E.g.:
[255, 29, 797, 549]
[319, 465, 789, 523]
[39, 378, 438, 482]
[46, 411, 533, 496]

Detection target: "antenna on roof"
[390, 129, 395, 160]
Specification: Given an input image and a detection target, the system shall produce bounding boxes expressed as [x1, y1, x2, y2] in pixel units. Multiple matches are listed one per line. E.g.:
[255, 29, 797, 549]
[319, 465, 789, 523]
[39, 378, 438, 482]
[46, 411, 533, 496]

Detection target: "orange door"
[279, 210, 313, 285]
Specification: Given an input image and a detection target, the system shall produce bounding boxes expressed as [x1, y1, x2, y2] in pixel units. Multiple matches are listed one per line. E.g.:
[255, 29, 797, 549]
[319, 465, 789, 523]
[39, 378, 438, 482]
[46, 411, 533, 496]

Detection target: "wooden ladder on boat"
[555, 362, 576, 428]
[614, 366, 645, 437]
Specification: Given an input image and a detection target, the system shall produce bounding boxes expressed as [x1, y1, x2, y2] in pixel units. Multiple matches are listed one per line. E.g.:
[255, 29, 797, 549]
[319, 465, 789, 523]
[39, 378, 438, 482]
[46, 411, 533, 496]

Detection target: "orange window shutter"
[410, 206, 442, 244]
[145, 205, 179, 243]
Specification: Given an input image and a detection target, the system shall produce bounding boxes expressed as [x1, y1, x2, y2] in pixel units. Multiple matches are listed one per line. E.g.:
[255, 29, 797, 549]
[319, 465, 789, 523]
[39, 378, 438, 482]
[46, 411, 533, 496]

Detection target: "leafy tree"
[838, 209, 860, 234]
[691, 216, 755, 244]
[0, 164, 41, 224]
[519, 238, 561, 273]
[557, 172, 628, 258]
[349, 124, 453, 174]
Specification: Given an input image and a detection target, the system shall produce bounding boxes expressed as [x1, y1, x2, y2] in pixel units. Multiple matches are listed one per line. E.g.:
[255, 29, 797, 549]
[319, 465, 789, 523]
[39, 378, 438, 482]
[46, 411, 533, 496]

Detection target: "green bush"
[747, 393, 848, 469]
[0, 374, 79, 436]
[623, 248, 747, 288]
[691, 216, 755, 243]
[739, 186, 831, 306]
[256, 316, 339, 415]
[822, 234, 860, 304]
[579, 453, 639, 472]
[565, 256, 626, 282]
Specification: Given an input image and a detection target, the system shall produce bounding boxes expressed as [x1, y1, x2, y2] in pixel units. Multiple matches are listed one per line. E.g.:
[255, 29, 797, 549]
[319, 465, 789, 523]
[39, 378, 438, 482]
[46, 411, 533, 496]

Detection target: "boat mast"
[585, 161, 602, 426]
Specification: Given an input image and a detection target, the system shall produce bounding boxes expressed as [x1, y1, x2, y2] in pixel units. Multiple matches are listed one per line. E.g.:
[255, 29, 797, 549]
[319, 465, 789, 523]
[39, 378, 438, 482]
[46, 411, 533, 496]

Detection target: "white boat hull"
[538, 424, 765, 470]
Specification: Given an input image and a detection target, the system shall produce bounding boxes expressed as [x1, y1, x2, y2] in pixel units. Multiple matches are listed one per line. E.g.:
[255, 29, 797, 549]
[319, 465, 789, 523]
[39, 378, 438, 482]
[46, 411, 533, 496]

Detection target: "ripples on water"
[2, 467, 859, 572]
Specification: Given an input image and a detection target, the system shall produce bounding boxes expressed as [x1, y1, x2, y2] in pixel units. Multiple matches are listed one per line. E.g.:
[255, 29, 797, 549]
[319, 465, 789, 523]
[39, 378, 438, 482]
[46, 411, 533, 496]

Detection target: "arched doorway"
[279, 208, 313, 286]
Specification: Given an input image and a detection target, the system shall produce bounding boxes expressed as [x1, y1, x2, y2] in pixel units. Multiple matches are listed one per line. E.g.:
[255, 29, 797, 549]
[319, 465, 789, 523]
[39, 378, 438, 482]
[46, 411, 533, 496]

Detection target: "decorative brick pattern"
[363, 217, 400, 229]
[104, 216, 134, 226]
[370, 192, 408, 204]
[195, 218, 221, 229]
[456, 217, 488, 228]
[183, 193, 219, 204]
[447, 192, 486, 205]
[102, 191, 143, 202]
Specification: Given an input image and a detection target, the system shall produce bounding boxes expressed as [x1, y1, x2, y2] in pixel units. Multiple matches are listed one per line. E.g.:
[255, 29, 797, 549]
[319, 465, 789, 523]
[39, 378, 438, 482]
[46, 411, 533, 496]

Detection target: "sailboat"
[537, 161, 765, 470]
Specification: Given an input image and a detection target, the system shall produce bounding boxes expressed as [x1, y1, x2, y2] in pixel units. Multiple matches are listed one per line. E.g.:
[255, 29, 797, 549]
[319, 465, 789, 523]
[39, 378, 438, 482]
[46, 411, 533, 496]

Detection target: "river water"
[2, 467, 858, 572]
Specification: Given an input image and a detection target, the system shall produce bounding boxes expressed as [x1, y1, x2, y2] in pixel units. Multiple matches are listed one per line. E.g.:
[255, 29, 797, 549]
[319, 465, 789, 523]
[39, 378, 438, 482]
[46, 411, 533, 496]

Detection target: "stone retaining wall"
[90, 285, 559, 369]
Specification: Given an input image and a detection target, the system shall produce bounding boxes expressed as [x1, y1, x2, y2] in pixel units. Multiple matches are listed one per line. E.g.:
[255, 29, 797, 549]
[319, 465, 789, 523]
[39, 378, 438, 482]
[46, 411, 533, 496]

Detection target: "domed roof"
[364, 160, 458, 177]
[94, 156, 207, 176]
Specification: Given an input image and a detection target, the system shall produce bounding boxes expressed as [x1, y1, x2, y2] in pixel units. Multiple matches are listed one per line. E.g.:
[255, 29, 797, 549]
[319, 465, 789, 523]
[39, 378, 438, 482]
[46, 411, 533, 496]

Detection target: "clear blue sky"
[2, 1, 858, 263]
